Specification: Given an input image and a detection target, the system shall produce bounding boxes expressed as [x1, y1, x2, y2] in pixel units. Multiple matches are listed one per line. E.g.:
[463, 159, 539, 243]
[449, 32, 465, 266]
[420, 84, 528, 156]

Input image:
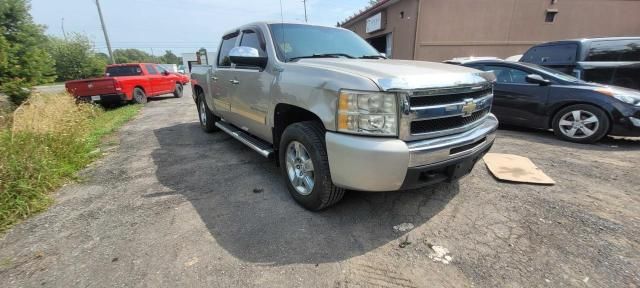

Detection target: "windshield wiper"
[359, 55, 387, 59]
[288, 53, 356, 62]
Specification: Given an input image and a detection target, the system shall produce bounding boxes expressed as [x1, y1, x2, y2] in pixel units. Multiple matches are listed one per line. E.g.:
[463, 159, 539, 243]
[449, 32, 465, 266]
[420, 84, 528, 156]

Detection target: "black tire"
[279, 121, 345, 211]
[132, 87, 147, 104]
[552, 104, 609, 144]
[197, 92, 219, 133]
[173, 83, 184, 98]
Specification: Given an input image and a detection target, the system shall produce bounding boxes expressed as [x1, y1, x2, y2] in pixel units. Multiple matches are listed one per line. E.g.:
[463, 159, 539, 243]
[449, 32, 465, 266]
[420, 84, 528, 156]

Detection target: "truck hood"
[294, 58, 495, 91]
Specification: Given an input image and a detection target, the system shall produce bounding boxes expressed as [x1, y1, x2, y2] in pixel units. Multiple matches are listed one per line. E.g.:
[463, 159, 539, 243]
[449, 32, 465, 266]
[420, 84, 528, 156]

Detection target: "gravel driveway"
[1, 88, 639, 287]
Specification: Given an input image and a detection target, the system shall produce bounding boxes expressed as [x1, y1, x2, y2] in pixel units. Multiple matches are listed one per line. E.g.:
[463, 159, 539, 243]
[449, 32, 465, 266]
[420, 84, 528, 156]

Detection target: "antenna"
[279, 0, 284, 23]
[303, 0, 308, 22]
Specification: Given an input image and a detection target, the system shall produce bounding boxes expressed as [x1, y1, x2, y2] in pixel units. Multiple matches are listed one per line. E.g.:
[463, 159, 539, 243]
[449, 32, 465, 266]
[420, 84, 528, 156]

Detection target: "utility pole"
[61, 18, 67, 40]
[95, 0, 115, 64]
[303, 0, 308, 22]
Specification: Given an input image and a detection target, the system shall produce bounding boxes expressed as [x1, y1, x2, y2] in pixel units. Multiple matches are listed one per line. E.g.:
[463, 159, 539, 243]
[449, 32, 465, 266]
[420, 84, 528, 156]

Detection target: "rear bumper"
[76, 93, 127, 103]
[325, 114, 498, 191]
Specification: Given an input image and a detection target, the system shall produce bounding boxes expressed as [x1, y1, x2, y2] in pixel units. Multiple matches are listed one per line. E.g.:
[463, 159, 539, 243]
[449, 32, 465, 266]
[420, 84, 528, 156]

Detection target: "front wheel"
[279, 121, 345, 211]
[552, 104, 609, 143]
[173, 83, 183, 98]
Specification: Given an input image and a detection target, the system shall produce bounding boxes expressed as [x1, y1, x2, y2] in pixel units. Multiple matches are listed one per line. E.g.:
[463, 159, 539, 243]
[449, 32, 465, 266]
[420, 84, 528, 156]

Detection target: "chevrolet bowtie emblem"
[461, 99, 476, 117]
[87, 83, 94, 89]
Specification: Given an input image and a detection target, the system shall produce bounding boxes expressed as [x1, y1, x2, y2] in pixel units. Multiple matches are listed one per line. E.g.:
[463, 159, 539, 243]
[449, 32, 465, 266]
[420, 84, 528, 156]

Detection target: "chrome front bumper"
[325, 114, 498, 191]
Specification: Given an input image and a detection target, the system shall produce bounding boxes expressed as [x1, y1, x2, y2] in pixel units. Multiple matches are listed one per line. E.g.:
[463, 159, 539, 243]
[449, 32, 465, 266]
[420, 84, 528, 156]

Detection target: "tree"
[48, 33, 107, 82]
[159, 50, 181, 65]
[95, 52, 110, 63]
[0, 0, 56, 105]
[113, 48, 156, 64]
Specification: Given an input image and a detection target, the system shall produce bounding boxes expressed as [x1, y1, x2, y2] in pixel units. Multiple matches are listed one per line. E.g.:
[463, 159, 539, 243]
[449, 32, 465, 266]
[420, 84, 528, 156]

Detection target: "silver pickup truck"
[191, 22, 497, 210]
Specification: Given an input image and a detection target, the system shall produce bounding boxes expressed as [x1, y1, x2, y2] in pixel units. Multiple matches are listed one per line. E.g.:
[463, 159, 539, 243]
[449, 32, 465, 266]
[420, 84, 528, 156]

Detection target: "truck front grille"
[409, 88, 491, 107]
[398, 84, 493, 141]
[410, 107, 490, 134]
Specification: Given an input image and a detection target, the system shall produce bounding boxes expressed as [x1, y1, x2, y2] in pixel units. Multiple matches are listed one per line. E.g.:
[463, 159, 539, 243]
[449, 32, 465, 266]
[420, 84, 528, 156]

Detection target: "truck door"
[154, 64, 175, 93]
[144, 64, 162, 95]
[227, 29, 273, 141]
[209, 32, 240, 120]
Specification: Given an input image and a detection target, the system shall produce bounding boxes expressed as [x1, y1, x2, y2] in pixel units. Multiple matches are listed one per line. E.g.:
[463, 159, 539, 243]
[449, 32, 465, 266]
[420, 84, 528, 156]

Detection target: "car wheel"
[132, 87, 147, 104]
[552, 104, 609, 143]
[173, 83, 184, 98]
[197, 92, 219, 133]
[279, 121, 345, 211]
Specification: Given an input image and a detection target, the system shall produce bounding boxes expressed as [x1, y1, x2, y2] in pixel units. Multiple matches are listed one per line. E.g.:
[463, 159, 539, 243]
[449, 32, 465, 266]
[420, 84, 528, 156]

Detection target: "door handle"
[211, 76, 218, 81]
[229, 80, 240, 85]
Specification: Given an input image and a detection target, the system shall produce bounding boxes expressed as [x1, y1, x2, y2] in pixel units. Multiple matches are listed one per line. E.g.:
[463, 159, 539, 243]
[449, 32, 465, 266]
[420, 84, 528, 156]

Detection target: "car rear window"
[585, 39, 640, 61]
[106, 66, 142, 77]
[521, 44, 578, 65]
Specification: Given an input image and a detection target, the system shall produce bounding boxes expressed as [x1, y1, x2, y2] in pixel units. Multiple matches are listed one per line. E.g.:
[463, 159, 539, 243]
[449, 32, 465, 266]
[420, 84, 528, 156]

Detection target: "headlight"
[597, 87, 640, 106]
[337, 90, 398, 136]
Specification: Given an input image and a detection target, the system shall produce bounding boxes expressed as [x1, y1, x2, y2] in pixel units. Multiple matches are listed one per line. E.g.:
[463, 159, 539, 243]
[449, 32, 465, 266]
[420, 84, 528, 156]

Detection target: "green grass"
[0, 97, 141, 233]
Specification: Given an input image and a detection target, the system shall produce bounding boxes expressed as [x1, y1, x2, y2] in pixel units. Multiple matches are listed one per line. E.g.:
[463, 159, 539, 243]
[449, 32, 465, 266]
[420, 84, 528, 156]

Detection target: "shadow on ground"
[149, 122, 458, 265]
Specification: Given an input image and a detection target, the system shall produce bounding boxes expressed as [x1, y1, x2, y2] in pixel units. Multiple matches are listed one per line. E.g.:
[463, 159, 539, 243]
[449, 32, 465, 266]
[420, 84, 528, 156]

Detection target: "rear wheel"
[132, 87, 147, 104]
[552, 104, 609, 143]
[197, 92, 219, 133]
[173, 83, 183, 98]
[279, 121, 345, 210]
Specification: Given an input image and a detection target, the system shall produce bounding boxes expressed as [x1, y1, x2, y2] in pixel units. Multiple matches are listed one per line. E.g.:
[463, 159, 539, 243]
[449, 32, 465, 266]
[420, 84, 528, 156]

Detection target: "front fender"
[270, 64, 380, 131]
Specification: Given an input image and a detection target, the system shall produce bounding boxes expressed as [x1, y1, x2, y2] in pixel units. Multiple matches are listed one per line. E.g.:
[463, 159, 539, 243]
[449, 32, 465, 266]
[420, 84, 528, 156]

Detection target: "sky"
[30, 0, 372, 56]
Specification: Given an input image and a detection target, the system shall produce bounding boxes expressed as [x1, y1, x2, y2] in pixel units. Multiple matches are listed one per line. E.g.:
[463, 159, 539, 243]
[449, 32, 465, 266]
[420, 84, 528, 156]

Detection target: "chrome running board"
[215, 121, 274, 158]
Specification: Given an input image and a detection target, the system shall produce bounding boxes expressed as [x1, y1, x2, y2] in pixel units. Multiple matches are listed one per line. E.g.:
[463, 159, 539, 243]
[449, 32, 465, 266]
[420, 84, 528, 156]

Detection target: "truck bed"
[65, 78, 119, 98]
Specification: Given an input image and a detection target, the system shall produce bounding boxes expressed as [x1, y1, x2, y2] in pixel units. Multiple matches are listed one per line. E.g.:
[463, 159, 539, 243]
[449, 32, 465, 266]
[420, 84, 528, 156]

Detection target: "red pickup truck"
[65, 63, 190, 104]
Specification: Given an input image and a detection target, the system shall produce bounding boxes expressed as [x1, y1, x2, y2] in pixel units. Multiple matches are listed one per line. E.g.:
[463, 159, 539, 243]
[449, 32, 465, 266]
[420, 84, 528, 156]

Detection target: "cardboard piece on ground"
[483, 153, 555, 185]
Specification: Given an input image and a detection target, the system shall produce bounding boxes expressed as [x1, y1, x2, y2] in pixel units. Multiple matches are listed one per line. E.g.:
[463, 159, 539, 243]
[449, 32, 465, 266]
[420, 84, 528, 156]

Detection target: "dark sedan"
[460, 60, 640, 143]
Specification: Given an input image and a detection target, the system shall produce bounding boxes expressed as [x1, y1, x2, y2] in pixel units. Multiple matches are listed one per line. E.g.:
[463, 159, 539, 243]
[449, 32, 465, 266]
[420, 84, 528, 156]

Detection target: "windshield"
[519, 62, 584, 83]
[106, 65, 142, 77]
[269, 24, 380, 62]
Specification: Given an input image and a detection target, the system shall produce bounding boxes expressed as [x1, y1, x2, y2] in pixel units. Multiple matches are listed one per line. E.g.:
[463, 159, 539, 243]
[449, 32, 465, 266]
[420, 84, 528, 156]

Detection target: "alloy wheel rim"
[558, 110, 599, 139]
[199, 100, 207, 125]
[135, 91, 144, 102]
[177, 85, 182, 95]
[285, 141, 315, 196]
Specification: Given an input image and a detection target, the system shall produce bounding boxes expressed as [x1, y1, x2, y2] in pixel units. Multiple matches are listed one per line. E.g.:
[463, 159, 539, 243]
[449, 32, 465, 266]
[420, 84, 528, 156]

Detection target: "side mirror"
[526, 74, 551, 85]
[162, 70, 170, 76]
[229, 46, 267, 68]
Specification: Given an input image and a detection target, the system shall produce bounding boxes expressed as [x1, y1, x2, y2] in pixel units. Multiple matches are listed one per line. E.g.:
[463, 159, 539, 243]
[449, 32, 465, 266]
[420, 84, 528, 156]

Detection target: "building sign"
[366, 12, 383, 33]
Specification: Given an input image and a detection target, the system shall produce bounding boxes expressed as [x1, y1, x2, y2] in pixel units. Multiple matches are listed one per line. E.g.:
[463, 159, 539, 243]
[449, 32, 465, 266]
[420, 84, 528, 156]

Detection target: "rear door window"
[218, 33, 239, 67]
[585, 39, 640, 61]
[484, 65, 530, 84]
[522, 44, 578, 65]
[145, 64, 158, 75]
